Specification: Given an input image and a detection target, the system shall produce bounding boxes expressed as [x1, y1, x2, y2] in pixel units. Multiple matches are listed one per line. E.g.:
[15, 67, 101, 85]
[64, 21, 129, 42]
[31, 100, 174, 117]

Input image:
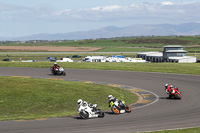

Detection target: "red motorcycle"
[166, 86, 181, 100]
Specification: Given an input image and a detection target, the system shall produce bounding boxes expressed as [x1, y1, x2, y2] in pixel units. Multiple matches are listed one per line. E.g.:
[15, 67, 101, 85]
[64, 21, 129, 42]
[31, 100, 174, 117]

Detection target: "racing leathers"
[78, 101, 97, 112]
[165, 85, 179, 94]
[52, 64, 60, 74]
[108, 97, 118, 107]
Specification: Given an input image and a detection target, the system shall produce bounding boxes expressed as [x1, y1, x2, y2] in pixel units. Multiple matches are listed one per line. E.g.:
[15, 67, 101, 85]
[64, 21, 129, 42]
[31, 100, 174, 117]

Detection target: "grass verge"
[96, 47, 162, 52]
[137, 127, 200, 133]
[0, 62, 200, 75]
[0, 76, 137, 121]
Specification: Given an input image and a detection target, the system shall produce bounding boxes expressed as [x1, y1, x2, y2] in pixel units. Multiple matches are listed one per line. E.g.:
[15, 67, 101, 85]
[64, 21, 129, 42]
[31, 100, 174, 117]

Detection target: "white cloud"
[51, 9, 71, 16]
[0, 3, 18, 11]
[0, 2, 31, 13]
[0, 3, 31, 21]
[161, 2, 174, 5]
[71, 2, 200, 23]
[1, 2, 200, 24]
[91, 5, 121, 12]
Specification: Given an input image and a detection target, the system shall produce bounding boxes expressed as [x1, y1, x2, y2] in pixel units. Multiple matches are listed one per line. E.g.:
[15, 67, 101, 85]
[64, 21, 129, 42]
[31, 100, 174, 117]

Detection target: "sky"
[0, 0, 200, 37]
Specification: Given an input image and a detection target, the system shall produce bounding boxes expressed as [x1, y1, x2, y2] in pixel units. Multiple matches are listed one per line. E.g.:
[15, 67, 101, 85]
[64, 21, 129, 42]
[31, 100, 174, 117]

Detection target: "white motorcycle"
[78, 102, 105, 119]
[50, 67, 66, 76]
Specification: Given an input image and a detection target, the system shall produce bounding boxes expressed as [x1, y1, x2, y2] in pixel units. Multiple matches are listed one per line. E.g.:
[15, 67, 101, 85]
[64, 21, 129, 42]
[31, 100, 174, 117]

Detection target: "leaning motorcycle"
[78, 103, 105, 119]
[110, 100, 131, 114]
[50, 67, 66, 76]
[168, 89, 181, 100]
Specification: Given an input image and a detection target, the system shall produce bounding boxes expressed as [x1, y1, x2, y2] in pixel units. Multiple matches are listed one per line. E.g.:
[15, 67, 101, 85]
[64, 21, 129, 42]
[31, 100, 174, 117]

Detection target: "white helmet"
[108, 95, 113, 100]
[165, 83, 168, 87]
[54, 62, 57, 65]
[169, 85, 174, 88]
[77, 99, 83, 105]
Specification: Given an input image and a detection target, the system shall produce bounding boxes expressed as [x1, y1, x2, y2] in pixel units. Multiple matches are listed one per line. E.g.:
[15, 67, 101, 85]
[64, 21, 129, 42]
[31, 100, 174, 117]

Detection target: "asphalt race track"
[0, 67, 200, 133]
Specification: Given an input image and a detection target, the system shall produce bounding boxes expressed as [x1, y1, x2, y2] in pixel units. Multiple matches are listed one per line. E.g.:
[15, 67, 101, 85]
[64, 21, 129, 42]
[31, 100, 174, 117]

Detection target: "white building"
[137, 45, 196, 63]
[168, 56, 197, 63]
[137, 52, 163, 62]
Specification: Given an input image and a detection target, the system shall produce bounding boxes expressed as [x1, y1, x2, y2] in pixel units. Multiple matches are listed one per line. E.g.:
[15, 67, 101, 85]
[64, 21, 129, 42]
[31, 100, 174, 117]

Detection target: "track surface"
[0, 67, 200, 133]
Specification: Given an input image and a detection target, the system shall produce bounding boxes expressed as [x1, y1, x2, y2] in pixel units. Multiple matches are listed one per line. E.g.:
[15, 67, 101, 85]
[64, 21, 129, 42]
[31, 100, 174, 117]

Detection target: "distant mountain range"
[1, 22, 200, 41]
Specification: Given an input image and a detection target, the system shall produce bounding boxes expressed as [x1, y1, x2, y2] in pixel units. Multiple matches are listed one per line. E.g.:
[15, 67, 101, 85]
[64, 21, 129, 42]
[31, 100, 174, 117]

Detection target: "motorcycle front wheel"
[98, 109, 105, 118]
[79, 111, 89, 119]
[175, 94, 181, 100]
[125, 106, 131, 113]
[63, 72, 66, 76]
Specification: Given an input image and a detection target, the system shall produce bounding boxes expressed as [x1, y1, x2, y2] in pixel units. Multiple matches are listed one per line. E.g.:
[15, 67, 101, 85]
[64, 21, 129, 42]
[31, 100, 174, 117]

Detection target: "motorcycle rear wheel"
[111, 106, 120, 114]
[168, 95, 172, 99]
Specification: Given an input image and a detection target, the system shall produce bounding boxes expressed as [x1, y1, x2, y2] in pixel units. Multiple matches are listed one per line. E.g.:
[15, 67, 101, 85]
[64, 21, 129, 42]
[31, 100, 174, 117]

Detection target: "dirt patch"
[0, 46, 102, 52]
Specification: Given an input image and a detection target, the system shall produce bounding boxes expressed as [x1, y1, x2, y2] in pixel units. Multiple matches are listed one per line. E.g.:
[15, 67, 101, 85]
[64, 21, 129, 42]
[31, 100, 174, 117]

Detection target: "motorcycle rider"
[107, 95, 131, 113]
[77, 99, 97, 112]
[165, 83, 179, 94]
[108, 95, 119, 107]
[52, 62, 60, 74]
[165, 83, 171, 94]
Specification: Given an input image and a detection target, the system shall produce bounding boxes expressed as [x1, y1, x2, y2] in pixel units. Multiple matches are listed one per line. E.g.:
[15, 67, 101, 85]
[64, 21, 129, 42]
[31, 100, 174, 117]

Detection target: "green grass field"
[137, 127, 200, 133]
[0, 76, 137, 121]
[96, 47, 162, 52]
[1, 62, 200, 75]
[1, 36, 200, 52]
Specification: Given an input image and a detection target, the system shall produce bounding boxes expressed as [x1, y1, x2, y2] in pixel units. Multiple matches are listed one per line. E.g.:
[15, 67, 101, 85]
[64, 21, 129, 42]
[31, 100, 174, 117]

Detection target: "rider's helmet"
[54, 62, 57, 66]
[108, 95, 113, 100]
[82, 101, 87, 106]
[77, 99, 83, 105]
[164, 83, 168, 89]
[169, 85, 174, 89]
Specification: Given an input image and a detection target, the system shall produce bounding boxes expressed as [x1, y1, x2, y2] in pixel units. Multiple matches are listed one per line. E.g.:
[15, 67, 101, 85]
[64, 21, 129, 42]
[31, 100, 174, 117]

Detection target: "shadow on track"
[71, 116, 86, 120]
[159, 97, 181, 100]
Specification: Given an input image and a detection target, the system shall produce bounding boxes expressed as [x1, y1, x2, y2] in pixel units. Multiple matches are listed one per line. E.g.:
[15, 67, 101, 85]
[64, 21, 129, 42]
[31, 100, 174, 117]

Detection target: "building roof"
[165, 50, 187, 53]
[168, 56, 196, 60]
[146, 52, 163, 57]
[163, 45, 184, 48]
[137, 52, 160, 55]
